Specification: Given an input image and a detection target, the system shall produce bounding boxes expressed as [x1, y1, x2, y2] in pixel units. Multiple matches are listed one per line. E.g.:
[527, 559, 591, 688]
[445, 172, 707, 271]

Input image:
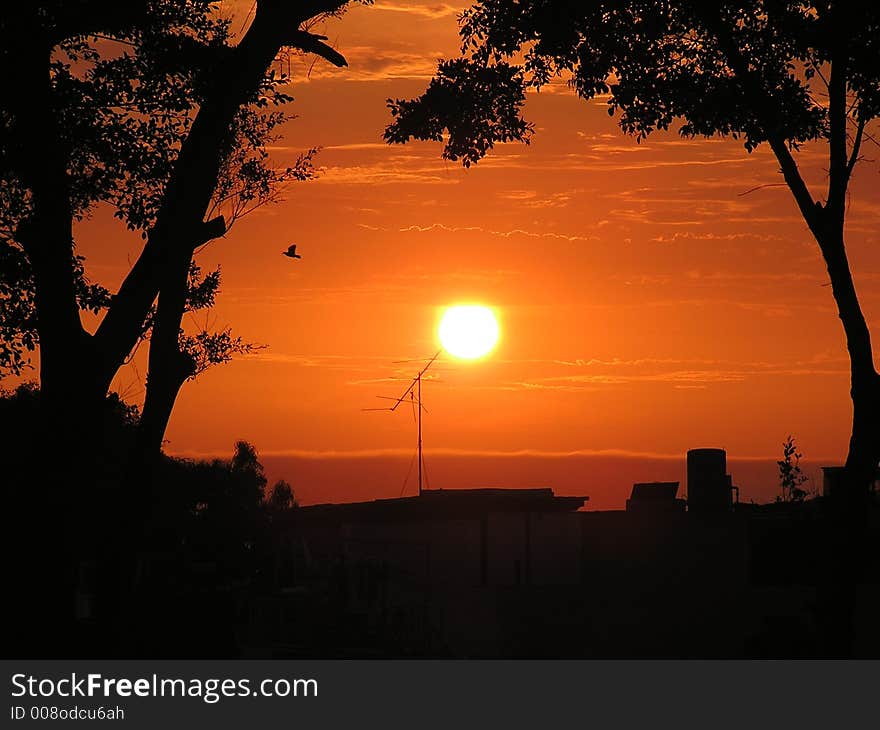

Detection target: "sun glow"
[438, 305, 500, 360]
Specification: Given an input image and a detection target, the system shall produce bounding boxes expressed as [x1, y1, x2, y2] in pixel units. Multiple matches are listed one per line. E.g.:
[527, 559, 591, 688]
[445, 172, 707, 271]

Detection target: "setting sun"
[438, 305, 500, 360]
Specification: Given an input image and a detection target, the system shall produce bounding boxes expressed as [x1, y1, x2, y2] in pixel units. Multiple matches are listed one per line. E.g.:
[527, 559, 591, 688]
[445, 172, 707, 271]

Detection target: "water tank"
[687, 448, 732, 514]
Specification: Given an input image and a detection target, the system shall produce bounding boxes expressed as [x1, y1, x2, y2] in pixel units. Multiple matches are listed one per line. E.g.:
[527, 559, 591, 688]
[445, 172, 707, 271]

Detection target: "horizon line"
[168, 446, 843, 463]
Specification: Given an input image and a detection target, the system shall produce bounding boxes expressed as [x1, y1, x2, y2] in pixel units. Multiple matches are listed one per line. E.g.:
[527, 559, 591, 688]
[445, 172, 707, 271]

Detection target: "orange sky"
[35, 2, 880, 506]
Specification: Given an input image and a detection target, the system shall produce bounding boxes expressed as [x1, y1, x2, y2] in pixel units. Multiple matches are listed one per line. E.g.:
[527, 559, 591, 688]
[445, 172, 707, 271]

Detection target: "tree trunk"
[813, 222, 878, 656]
[11, 29, 111, 653]
[131, 0, 314, 463]
[137, 343, 194, 461]
[816, 225, 879, 495]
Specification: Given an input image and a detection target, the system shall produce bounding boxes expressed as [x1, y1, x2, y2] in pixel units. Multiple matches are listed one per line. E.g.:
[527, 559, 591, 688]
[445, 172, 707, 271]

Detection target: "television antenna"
[363, 350, 441, 496]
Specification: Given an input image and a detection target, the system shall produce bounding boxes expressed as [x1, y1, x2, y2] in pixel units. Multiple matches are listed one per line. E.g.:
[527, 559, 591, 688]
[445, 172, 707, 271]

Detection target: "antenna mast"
[417, 370, 423, 495]
[364, 350, 440, 496]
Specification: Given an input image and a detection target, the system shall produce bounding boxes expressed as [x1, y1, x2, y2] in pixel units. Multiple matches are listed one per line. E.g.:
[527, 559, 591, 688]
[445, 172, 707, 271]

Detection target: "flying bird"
[283, 244, 302, 259]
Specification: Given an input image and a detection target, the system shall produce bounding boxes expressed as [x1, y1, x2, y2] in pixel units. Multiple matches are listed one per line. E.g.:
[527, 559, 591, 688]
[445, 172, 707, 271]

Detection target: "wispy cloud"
[370, 2, 462, 19]
[299, 45, 443, 81]
[497, 189, 574, 208]
[172, 446, 807, 461]
[394, 222, 599, 243]
[318, 164, 459, 185]
[240, 349, 849, 395]
[497, 360, 849, 393]
[651, 231, 786, 243]
[323, 142, 390, 151]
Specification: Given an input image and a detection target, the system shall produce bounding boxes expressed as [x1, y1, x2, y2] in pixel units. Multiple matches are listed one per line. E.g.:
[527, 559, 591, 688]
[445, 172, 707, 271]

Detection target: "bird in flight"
[283, 244, 302, 259]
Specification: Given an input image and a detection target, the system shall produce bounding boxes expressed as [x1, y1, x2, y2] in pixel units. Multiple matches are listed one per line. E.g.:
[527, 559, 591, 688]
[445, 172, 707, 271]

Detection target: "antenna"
[364, 350, 441, 496]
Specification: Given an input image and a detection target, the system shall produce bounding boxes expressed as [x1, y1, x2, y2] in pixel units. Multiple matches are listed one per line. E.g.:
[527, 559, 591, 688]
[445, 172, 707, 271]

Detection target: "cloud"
[395, 222, 600, 243]
[317, 163, 460, 185]
[174, 446, 703, 460]
[468, 150, 762, 175]
[588, 143, 652, 154]
[172, 445, 812, 461]
[298, 45, 444, 81]
[347, 376, 414, 386]
[324, 142, 390, 151]
[497, 359, 849, 392]
[651, 231, 786, 243]
[370, 2, 462, 19]
[548, 357, 726, 368]
[236, 352, 392, 368]
[497, 189, 574, 208]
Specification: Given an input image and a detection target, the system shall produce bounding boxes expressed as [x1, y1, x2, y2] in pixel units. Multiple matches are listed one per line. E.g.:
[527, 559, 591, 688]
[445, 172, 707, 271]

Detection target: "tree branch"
[697, 8, 820, 233]
[846, 111, 866, 182]
[826, 48, 849, 221]
[287, 30, 347, 67]
[192, 216, 227, 249]
[95, 2, 350, 387]
[93, 5, 291, 375]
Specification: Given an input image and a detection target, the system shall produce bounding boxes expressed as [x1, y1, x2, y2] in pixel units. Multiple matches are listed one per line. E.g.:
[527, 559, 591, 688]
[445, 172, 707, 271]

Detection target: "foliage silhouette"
[778, 435, 809, 503]
[0, 1, 355, 464]
[267, 478, 298, 513]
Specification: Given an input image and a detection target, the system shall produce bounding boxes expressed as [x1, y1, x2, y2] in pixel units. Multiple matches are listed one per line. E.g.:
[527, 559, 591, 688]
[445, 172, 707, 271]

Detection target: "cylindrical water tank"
[687, 448, 726, 480]
[687, 448, 730, 513]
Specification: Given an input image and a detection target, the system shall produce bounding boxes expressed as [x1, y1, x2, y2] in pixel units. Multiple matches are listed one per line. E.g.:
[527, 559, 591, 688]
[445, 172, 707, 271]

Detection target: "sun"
[438, 305, 500, 360]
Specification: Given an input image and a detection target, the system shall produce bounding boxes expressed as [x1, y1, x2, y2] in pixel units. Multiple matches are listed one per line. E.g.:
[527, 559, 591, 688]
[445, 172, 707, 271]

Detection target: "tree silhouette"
[0, 1, 354, 469]
[267, 478, 297, 513]
[1, 1, 357, 655]
[385, 0, 880, 505]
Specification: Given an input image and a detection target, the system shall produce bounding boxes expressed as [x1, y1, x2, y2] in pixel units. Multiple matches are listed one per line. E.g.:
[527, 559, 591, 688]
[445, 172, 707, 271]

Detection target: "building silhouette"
[243, 448, 879, 658]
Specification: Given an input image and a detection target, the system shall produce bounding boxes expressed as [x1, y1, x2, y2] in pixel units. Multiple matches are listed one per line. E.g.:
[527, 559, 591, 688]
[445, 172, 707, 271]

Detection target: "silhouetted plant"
[777, 435, 808, 503]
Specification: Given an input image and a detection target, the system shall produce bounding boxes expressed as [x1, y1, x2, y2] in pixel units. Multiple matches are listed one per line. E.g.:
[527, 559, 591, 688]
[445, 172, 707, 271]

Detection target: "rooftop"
[296, 487, 588, 525]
